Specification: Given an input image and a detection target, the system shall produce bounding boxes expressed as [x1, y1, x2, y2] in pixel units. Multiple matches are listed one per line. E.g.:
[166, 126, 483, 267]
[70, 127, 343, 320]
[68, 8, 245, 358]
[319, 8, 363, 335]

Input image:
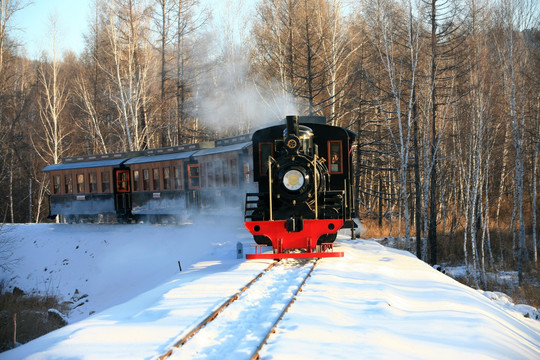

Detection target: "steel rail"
[249, 258, 319, 360]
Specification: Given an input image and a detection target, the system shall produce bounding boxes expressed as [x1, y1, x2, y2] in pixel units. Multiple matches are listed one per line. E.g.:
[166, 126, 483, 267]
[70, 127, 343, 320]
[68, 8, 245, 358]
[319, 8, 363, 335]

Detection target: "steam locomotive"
[43, 115, 357, 259]
[244, 115, 357, 259]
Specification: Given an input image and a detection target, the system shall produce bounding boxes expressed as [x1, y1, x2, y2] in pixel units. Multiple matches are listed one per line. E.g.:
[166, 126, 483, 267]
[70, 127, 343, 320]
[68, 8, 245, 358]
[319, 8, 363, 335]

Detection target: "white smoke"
[192, 40, 297, 136]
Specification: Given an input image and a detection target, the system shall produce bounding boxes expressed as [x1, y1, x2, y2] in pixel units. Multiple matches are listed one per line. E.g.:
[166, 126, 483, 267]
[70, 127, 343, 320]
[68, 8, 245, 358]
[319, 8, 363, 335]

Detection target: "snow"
[1, 220, 539, 359]
[169, 259, 316, 360]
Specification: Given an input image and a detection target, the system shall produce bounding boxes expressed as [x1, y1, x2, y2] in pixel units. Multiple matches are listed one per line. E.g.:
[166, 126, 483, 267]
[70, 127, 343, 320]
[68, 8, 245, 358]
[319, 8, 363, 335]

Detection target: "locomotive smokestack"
[286, 115, 299, 136]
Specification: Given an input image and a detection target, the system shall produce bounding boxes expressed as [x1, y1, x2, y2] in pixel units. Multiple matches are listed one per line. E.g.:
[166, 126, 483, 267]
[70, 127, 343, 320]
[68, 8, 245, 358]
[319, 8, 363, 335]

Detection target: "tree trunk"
[428, 0, 438, 266]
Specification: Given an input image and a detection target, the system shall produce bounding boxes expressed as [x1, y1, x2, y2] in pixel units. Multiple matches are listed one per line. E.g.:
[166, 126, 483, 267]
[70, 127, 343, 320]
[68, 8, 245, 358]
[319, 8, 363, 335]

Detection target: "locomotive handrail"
[267, 156, 275, 221]
[313, 155, 318, 219]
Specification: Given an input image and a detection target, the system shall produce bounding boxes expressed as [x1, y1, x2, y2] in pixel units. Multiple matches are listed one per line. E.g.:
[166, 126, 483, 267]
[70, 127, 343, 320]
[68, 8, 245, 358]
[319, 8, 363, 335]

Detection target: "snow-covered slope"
[1, 222, 539, 359]
[1, 219, 249, 323]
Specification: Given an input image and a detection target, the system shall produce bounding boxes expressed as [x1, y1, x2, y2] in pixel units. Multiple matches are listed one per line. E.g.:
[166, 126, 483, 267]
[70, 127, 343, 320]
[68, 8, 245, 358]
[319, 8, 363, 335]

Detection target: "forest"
[0, 0, 538, 292]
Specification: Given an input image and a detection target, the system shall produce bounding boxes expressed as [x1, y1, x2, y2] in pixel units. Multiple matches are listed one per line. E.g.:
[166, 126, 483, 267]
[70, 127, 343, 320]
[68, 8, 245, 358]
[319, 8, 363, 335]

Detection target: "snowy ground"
[1, 219, 539, 359]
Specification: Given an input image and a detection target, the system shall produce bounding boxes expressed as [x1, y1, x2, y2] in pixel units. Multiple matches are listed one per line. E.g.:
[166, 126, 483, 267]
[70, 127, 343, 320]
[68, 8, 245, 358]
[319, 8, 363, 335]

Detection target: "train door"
[186, 163, 200, 209]
[114, 168, 132, 221]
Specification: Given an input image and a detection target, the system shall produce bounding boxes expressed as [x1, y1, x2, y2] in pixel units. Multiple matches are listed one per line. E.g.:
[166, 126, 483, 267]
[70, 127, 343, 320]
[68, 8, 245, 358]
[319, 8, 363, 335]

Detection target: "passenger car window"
[64, 174, 73, 194]
[53, 175, 61, 194]
[143, 169, 149, 190]
[188, 164, 200, 189]
[101, 171, 110, 192]
[153, 168, 160, 190]
[133, 170, 140, 191]
[163, 167, 170, 190]
[89, 173, 97, 193]
[76, 174, 85, 193]
[174, 166, 183, 189]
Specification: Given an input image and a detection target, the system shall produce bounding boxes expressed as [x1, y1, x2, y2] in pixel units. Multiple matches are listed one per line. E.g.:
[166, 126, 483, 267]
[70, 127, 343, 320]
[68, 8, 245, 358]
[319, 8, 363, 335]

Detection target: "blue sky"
[12, 0, 92, 59]
[11, 0, 256, 60]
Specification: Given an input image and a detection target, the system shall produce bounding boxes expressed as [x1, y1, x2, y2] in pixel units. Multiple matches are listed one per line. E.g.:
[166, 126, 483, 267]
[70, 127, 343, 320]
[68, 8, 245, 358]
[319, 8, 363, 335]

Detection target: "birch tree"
[454, 0, 494, 287]
[365, 0, 424, 251]
[492, 0, 538, 284]
[170, 0, 207, 144]
[33, 17, 71, 166]
[99, 0, 153, 151]
[0, 0, 31, 222]
[0, 0, 28, 77]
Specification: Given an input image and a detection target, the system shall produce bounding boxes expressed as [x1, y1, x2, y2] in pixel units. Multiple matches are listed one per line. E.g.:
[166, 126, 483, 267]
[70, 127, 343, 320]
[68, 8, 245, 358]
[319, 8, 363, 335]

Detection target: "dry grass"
[357, 215, 540, 310]
[359, 217, 408, 239]
[0, 286, 70, 352]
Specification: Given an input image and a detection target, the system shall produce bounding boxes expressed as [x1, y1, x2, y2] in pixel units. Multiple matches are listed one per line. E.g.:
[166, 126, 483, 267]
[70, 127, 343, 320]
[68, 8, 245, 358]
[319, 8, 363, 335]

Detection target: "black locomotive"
[244, 115, 356, 259]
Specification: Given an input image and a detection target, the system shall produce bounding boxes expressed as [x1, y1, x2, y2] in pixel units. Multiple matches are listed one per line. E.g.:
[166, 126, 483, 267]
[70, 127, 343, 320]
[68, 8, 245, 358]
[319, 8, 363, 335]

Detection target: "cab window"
[328, 141, 343, 174]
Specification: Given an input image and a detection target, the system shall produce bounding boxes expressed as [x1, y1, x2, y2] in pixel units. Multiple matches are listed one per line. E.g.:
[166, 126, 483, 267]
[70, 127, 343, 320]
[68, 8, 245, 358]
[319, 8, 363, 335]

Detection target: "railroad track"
[156, 258, 319, 360]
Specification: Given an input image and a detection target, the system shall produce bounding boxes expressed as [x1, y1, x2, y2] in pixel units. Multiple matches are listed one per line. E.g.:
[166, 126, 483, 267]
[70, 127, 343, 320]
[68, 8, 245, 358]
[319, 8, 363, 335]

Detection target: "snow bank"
[1, 225, 539, 359]
[1, 218, 250, 322]
[260, 239, 540, 360]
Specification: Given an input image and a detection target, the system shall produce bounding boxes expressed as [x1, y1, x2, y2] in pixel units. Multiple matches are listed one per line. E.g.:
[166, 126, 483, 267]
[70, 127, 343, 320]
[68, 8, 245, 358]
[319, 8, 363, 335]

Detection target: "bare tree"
[364, 0, 425, 251]
[253, 0, 347, 117]
[314, 0, 359, 126]
[0, 0, 29, 77]
[98, 0, 154, 151]
[420, 0, 468, 265]
[33, 17, 71, 166]
[532, 103, 539, 265]
[74, 72, 109, 153]
[492, 0, 538, 284]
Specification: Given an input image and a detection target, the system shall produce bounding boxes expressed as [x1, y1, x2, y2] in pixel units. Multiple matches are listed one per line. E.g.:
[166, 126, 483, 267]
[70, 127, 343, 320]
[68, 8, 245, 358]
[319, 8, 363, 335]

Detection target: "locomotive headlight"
[283, 169, 304, 191]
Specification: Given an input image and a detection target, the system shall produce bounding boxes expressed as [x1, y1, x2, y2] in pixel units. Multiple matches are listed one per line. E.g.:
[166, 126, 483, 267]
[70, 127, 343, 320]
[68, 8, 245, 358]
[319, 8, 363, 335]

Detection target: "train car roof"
[43, 158, 129, 171]
[253, 122, 357, 140]
[124, 150, 198, 165]
[193, 141, 251, 157]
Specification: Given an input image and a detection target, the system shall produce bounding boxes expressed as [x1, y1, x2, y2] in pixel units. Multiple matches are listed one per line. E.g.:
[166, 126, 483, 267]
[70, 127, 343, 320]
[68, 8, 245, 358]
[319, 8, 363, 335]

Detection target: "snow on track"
[167, 259, 316, 360]
[2, 257, 275, 360]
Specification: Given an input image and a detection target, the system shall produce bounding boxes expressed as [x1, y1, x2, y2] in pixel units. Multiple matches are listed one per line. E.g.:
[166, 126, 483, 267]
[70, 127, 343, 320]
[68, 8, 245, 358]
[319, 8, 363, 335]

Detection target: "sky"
[10, 0, 255, 60]
[11, 0, 93, 59]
